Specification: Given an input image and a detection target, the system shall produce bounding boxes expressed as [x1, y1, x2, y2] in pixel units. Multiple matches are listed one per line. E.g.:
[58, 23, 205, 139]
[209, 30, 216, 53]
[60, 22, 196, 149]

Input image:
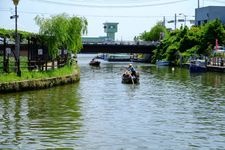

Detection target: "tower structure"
[103, 22, 119, 41]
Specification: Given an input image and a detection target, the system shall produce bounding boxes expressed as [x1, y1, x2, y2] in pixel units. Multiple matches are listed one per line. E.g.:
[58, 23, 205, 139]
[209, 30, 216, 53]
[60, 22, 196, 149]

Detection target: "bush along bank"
[0, 66, 80, 94]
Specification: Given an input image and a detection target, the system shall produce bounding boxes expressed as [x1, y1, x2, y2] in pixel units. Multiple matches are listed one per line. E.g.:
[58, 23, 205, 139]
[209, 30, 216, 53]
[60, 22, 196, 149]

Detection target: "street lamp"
[179, 13, 187, 26]
[11, 0, 21, 76]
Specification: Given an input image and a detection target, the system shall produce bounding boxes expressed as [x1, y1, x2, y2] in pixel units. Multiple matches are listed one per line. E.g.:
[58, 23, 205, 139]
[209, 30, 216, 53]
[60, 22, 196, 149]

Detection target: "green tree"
[199, 19, 225, 56]
[155, 19, 225, 64]
[35, 13, 87, 58]
[178, 26, 201, 59]
[153, 29, 180, 63]
[139, 22, 168, 41]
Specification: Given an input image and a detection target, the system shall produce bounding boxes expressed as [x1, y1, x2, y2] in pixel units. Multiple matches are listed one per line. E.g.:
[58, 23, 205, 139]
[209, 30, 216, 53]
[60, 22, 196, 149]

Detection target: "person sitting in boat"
[127, 64, 136, 77]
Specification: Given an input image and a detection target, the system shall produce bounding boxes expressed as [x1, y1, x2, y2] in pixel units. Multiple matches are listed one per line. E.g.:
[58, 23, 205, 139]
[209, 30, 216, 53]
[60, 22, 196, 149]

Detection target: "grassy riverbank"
[0, 64, 79, 83]
[0, 64, 80, 93]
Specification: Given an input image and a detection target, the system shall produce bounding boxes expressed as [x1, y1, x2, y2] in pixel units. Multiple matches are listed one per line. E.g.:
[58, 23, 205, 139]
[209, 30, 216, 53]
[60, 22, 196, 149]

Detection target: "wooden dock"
[182, 63, 225, 73]
[207, 65, 225, 73]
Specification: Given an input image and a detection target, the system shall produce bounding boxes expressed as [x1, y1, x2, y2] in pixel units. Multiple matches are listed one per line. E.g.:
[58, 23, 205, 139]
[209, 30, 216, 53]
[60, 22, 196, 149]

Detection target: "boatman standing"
[128, 64, 136, 77]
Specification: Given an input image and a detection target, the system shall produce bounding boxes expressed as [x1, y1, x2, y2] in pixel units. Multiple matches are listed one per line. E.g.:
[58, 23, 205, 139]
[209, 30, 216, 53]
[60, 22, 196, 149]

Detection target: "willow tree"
[35, 13, 87, 58]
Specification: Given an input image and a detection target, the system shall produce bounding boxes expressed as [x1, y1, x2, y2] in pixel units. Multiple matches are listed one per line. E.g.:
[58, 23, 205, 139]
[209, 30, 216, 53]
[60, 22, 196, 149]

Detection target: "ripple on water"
[1, 55, 225, 149]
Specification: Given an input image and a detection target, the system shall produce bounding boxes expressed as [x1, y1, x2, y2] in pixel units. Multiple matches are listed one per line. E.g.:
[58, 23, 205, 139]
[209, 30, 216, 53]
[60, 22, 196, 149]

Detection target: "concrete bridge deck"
[80, 41, 159, 54]
[0, 41, 159, 55]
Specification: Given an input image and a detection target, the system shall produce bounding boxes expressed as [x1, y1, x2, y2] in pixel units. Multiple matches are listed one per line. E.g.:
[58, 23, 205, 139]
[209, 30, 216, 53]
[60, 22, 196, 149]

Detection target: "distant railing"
[82, 40, 160, 46]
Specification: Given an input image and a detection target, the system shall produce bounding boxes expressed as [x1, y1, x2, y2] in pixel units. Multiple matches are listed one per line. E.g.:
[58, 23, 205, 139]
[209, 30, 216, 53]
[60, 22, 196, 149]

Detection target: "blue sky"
[0, 0, 225, 40]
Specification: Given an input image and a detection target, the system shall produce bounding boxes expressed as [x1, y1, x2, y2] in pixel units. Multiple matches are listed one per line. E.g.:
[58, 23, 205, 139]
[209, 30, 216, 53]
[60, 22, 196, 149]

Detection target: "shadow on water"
[1, 54, 225, 149]
[0, 83, 83, 149]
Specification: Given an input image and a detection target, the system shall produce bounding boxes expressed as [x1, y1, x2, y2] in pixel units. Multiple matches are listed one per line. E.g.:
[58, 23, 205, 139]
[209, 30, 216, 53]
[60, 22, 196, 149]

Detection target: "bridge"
[80, 22, 159, 54]
[80, 41, 159, 54]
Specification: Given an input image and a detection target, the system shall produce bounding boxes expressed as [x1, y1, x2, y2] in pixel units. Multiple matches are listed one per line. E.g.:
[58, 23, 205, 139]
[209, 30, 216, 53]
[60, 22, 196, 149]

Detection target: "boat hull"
[89, 61, 100, 66]
[190, 65, 207, 73]
[122, 73, 139, 84]
[189, 59, 207, 73]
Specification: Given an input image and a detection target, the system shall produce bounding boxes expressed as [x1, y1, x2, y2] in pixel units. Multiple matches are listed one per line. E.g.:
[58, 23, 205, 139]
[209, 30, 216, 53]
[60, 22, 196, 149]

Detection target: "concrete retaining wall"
[0, 72, 80, 93]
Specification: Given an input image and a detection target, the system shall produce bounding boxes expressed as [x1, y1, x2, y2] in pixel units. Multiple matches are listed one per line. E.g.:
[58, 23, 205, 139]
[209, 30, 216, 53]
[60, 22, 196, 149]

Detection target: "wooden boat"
[122, 71, 139, 84]
[189, 59, 207, 73]
[89, 60, 100, 66]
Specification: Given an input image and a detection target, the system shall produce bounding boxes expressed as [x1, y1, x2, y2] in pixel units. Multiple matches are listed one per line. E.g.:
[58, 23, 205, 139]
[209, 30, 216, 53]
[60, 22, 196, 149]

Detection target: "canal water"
[1, 54, 225, 149]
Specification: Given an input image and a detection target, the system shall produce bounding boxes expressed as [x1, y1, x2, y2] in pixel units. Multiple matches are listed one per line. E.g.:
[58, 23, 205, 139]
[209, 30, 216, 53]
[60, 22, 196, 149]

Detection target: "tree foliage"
[139, 22, 168, 41]
[0, 28, 33, 40]
[35, 13, 88, 58]
[143, 19, 225, 64]
[198, 19, 225, 55]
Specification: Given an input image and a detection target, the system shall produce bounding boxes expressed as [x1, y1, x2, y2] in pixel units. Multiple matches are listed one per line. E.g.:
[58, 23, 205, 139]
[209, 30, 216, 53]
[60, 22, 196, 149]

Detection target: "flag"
[216, 39, 218, 50]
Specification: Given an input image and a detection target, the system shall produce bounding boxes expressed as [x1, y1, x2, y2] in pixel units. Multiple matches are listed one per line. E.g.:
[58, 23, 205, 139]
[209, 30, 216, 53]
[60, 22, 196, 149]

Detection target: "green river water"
[0, 54, 225, 149]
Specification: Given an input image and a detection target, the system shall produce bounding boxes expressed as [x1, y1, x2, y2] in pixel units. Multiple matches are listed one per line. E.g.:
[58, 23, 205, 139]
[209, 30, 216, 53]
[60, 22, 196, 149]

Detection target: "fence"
[0, 36, 69, 73]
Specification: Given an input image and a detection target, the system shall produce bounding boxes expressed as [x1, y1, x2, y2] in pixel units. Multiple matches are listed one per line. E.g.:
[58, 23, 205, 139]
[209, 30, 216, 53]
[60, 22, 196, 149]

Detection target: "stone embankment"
[0, 71, 80, 93]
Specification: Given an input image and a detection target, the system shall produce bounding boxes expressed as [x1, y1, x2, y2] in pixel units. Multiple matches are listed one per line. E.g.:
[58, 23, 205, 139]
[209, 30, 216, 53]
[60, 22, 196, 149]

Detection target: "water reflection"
[1, 55, 225, 149]
[0, 84, 82, 149]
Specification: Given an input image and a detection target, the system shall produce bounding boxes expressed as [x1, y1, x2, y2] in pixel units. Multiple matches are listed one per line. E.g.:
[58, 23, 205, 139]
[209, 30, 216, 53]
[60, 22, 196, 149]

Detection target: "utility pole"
[175, 13, 177, 29]
[163, 16, 166, 27]
[12, 0, 21, 76]
[179, 13, 187, 26]
[198, 0, 200, 8]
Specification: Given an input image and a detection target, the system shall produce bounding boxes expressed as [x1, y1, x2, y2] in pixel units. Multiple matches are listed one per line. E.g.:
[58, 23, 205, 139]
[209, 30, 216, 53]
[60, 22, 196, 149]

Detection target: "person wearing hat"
[128, 64, 136, 77]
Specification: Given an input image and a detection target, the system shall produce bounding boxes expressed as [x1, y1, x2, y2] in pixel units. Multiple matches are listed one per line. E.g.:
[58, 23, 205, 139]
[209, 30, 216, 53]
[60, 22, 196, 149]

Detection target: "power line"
[0, 8, 194, 21]
[0, 8, 49, 16]
[204, 0, 225, 4]
[30, 0, 189, 8]
[64, 0, 166, 5]
[0, 8, 182, 18]
[0, 8, 11, 12]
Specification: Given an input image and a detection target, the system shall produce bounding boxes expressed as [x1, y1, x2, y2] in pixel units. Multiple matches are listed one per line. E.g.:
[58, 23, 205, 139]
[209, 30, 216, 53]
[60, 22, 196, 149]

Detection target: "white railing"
[83, 40, 159, 46]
